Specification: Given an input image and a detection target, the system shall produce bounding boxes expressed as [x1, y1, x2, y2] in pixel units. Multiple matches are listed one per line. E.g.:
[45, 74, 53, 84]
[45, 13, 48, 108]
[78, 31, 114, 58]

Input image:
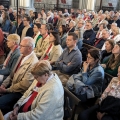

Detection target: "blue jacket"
[0, 48, 20, 76]
[81, 64, 104, 96]
[1, 19, 11, 33]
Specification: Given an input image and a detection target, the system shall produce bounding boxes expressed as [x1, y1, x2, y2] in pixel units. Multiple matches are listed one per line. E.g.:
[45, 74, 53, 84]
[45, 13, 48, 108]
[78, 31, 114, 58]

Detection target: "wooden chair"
[102, 72, 113, 92]
[64, 87, 84, 120]
[82, 43, 101, 51]
[0, 110, 4, 120]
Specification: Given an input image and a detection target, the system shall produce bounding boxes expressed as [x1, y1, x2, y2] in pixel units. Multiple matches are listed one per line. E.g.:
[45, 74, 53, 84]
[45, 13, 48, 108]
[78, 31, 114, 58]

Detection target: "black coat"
[94, 38, 105, 49]
[83, 29, 96, 46]
[115, 19, 120, 27]
[99, 96, 120, 118]
[17, 22, 24, 37]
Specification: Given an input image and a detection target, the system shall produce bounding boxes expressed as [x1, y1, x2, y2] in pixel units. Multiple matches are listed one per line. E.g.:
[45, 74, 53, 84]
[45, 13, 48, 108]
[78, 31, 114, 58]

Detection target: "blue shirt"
[55, 46, 82, 75]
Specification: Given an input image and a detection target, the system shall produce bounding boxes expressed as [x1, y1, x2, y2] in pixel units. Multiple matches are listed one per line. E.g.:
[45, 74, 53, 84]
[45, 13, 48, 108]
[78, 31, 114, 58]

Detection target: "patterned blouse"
[101, 77, 120, 101]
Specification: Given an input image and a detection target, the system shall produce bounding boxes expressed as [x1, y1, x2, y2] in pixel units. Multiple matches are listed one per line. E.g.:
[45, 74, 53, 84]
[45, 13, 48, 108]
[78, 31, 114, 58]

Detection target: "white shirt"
[34, 31, 40, 43]
[21, 51, 34, 65]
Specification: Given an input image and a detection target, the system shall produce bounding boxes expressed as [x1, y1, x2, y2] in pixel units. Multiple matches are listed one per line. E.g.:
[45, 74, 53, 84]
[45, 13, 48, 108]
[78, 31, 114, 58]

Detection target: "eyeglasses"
[87, 56, 93, 59]
[20, 45, 30, 48]
[23, 19, 27, 21]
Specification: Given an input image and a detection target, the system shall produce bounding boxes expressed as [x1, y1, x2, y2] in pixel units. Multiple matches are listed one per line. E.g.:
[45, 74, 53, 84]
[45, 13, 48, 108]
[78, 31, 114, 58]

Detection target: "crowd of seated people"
[0, 5, 120, 119]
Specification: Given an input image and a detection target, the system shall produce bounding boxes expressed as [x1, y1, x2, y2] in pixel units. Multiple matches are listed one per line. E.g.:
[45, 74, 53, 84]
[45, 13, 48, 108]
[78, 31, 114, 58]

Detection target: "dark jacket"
[0, 29, 4, 56]
[9, 13, 15, 21]
[17, 22, 24, 37]
[83, 29, 96, 46]
[68, 27, 75, 33]
[26, 28, 34, 37]
[94, 38, 105, 49]
[101, 50, 112, 63]
[115, 19, 120, 27]
[99, 96, 120, 118]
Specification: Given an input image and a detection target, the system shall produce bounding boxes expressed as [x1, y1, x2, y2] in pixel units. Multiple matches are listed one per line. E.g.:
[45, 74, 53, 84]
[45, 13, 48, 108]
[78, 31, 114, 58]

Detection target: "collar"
[67, 46, 78, 51]
[21, 51, 34, 65]
[47, 74, 54, 83]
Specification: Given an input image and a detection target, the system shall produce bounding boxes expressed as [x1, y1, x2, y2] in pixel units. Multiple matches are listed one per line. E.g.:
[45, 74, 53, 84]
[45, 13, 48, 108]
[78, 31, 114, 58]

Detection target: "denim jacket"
[1, 20, 11, 32]
[81, 63, 104, 96]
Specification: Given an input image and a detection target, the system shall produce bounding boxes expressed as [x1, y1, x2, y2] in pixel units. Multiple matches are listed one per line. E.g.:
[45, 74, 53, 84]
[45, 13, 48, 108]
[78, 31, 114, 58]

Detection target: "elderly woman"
[111, 27, 120, 43]
[4, 60, 64, 120]
[0, 34, 20, 82]
[67, 49, 104, 101]
[78, 66, 120, 120]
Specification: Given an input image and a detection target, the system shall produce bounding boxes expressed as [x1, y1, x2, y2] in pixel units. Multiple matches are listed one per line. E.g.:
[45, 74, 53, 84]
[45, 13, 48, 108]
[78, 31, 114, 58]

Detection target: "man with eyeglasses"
[75, 20, 85, 40]
[0, 37, 38, 114]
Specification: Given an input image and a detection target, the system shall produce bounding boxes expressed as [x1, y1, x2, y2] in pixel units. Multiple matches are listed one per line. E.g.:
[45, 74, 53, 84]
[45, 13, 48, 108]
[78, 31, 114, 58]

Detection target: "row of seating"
[64, 43, 114, 120]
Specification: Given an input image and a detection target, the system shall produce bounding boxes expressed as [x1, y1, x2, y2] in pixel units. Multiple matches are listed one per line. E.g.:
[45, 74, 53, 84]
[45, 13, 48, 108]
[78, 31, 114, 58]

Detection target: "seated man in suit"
[83, 21, 96, 46]
[54, 32, 82, 86]
[0, 37, 38, 114]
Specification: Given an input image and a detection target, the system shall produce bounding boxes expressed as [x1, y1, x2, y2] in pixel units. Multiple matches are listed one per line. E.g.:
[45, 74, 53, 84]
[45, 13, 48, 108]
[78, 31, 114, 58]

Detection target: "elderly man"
[83, 21, 96, 46]
[54, 32, 82, 86]
[0, 37, 38, 114]
[75, 19, 85, 40]
[94, 29, 111, 49]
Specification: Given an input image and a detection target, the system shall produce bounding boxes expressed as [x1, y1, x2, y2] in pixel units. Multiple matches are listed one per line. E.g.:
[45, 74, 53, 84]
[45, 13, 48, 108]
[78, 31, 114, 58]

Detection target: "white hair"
[22, 37, 35, 49]
[112, 22, 117, 27]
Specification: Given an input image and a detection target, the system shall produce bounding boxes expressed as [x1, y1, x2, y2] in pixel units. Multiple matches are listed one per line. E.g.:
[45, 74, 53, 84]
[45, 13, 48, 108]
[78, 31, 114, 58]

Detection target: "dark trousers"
[0, 92, 22, 115]
[78, 104, 119, 120]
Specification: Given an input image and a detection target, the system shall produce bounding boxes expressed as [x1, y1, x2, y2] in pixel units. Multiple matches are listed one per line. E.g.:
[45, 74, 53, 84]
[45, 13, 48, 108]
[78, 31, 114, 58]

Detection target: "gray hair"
[22, 37, 35, 49]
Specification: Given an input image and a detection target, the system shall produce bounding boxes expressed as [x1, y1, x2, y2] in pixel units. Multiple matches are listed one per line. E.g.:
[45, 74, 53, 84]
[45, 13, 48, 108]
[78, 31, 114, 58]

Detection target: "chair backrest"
[102, 72, 113, 92]
[83, 43, 100, 51]
[64, 87, 81, 120]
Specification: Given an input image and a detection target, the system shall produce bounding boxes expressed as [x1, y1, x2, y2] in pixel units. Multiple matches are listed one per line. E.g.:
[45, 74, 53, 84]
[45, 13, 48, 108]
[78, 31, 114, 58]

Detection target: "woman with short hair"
[4, 60, 64, 120]
[0, 34, 20, 82]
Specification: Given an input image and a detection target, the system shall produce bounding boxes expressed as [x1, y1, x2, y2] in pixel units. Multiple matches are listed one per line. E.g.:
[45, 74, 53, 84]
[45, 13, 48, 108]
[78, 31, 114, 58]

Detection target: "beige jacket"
[16, 73, 64, 120]
[34, 35, 49, 58]
[49, 45, 63, 62]
[2, 52, 38, 94]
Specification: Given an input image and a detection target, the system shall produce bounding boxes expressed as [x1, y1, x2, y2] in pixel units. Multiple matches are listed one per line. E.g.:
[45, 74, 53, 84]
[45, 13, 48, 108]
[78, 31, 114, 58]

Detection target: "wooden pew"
[64, 87, 84, 120]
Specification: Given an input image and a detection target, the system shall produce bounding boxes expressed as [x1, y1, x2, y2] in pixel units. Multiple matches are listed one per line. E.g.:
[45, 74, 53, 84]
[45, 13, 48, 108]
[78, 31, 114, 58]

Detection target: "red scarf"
[94, 38, 102, 46]
[44, 44, 52, 60]
[3, 45, 19, 67]
[22, 82, 41, 112]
